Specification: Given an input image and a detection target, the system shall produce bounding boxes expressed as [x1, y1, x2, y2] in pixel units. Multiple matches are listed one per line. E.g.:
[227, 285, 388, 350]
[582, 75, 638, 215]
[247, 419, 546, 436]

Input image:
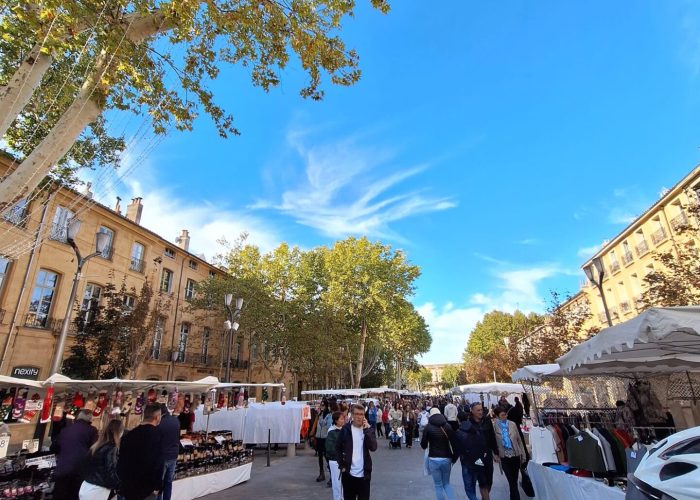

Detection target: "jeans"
[156, 459, 177, 500]
[461, 466, 478, 500]
[384, 422, 391, 437]
[428, 458, 455, 500]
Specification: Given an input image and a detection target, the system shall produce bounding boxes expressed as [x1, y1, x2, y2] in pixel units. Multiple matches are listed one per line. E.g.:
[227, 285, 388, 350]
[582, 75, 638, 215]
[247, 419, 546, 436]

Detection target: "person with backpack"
[455, 404, 499, 500]
[420, 407, 458, 500]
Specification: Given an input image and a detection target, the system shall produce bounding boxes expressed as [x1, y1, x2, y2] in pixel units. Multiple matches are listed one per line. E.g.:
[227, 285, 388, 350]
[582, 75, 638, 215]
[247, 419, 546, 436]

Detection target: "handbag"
[440, 426, 458, 463]
[520, 464, 535, 497]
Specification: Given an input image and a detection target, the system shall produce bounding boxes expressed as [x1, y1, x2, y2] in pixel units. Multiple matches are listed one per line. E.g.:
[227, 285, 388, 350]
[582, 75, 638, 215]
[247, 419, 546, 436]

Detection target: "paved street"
[203, 437, 527, 499]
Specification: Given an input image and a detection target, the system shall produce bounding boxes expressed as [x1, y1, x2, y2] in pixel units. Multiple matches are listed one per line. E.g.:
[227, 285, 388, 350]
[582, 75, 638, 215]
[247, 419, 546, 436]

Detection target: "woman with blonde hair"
[79, 419, 124, 499]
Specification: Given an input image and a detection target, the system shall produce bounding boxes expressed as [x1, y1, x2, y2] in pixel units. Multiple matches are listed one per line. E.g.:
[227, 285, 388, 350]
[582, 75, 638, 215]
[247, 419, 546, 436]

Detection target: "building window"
[164, 248, 176, 259]
[201, 327, 210, 363]
[178, 323, 190, 362]
[160, 269, 173, 293]
[3, 198, 28, 226]
[208, 271, 216, 279]
[130, 242, 145, 273]
[80, 283, 102, 326]
[185, 279, 196, 301]
[189, 260, 198, 270]
[49, 206, 74, 242]
[251, 342, 257, 360]
[123, 295, 136, 311]
[152, 317, 164, 360]
[0, 257, 9, 294]
[26, 269, 59, 327]
[97, 226, 114, 259]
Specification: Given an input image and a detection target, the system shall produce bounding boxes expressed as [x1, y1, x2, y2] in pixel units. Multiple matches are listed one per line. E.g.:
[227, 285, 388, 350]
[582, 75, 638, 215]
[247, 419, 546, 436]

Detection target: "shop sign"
[11, 366, 40, 380]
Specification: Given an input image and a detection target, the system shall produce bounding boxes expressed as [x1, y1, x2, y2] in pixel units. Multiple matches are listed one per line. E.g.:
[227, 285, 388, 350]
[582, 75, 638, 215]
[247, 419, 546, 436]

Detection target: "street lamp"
[49, 219, 110, 375]
[224, 294, 243, 383]
[583, 256, 613, 327]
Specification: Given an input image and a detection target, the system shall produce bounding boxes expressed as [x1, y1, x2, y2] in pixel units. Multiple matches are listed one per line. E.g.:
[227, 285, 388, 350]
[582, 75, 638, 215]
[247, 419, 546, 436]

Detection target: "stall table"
[243, 402, 304, 444]
[171, 462, 252, 500]
[527, 462, 625, 500]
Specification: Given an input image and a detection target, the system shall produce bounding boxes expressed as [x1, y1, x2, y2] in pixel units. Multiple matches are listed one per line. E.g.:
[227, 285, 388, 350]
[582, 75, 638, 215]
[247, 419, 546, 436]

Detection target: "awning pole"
[530, 381, 541, 426]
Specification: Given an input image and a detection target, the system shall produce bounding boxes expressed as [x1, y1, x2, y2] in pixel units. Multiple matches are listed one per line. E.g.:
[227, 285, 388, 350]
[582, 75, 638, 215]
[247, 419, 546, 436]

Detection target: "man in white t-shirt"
[335, 403, 378, 500]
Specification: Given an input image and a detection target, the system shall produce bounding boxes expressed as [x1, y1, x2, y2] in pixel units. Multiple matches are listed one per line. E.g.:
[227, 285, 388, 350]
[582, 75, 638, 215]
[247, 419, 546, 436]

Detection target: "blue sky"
[89, 1, 700, 364]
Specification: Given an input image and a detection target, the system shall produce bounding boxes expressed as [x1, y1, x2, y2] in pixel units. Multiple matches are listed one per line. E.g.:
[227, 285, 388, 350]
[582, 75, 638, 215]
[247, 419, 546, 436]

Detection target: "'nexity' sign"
[11, 366, 40, 380]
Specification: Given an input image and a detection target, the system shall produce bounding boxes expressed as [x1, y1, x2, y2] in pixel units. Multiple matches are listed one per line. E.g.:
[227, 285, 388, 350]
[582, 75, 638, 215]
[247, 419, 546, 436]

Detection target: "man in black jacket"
[118, 403, 164, 500]
[157, 404, 180, 500]
[335, 403, 377, 500]
[455, 404, 498, 500]
[53, 409, 98, 500]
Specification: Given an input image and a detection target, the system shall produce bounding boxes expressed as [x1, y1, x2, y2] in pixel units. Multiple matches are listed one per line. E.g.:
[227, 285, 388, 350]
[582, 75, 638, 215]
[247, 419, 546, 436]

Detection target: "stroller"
[388, 423, 403, 449]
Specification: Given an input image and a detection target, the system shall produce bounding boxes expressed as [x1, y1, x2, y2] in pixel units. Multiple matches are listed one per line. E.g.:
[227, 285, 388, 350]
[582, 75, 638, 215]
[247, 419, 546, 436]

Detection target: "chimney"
[126, 197, 143, 224]
[115, 196, 122, 214]
[176, 229, 190, 252]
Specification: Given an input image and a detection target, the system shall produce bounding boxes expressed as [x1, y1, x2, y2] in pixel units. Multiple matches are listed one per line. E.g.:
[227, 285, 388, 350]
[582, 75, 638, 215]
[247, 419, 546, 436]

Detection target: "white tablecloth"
[192, 407, 247, 440]
[243, 402, 303, 444]
[171, 462, 252, 500]
[527, 462, 625, 500]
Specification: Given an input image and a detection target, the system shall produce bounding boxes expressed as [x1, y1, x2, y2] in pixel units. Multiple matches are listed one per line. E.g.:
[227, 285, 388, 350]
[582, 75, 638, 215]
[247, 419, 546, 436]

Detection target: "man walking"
[157, 404, 180, 500]
[118, 403, 164, 500]
[52, 409, 98, 500]
[336, 403, 378, 500]
[455, 404, 499, 500]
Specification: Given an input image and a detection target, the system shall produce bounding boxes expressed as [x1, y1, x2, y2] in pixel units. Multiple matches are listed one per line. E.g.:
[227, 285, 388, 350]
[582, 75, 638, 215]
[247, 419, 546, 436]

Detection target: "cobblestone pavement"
[202, 436, 527, 499]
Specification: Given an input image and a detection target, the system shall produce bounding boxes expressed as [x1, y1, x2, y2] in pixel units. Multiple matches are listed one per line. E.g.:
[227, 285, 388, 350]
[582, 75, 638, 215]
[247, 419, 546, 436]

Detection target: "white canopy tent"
[511, 364, 562, 383]
[557, 306, 700, 375]
[42, 374, 221, 392]
[0, 375, 43, 389]
[300, 388, 367, 397]
[458, 382, 526, 394]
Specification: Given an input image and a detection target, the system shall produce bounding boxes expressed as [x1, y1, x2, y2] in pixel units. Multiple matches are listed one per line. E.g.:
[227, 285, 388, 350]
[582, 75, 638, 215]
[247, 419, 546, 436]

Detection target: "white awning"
[300, 388, 367, 397]
[42, 375, 220, 392]
[0, 375, 43, 388]
[557, 306, 700, 374]
[457, 382, 525, 395]
[511, 364, 561, 382]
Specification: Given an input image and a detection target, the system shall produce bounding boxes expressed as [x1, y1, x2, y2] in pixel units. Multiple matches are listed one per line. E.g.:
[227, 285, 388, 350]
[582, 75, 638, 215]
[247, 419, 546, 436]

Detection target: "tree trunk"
[354, 318, 367, 388]
[0, 11, 172, 209]
[0, 43, 53, 139]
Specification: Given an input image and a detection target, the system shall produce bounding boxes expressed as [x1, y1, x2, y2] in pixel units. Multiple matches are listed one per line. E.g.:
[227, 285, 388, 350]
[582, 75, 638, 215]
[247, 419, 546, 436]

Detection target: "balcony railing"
[651, 227, 667, 245]
[670, 212, 689, 233]
[2, 204, 28, 227]
[129, 258, 145, 273]
[48, 224, 68, 243]
[635, 240, 650, 257]
[24, 314, 61, 332]
[622, 251, 634, 265]
[609, 261, 620, 274]
[99, 246, 114, 260]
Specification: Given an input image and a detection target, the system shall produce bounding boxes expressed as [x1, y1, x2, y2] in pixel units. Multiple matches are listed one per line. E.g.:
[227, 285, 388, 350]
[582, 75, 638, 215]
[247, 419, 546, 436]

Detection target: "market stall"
[455, 382, 527, 408]
[512, 307, 700, 500]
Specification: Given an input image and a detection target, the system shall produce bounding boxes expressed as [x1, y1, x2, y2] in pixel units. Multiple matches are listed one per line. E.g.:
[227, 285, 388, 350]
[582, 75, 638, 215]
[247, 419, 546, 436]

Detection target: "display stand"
[527, 462, 624, 500]
[171, 461, 252, 500]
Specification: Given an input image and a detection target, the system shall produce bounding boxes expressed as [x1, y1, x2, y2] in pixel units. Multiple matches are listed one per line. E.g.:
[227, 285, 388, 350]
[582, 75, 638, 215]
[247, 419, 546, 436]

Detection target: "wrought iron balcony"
[99, 246, 114, 260]
[48, 223, 68, 243]
[609, 261, 620, 274]
[651, 227, 667, 245]
[2, 204, 28, 227]
[622, 251, 634, 265]
[24, 314, 61, 332]
[129, 258, 145, 273]
[635, 240, 649, 257]
[670, 212, 689, 233]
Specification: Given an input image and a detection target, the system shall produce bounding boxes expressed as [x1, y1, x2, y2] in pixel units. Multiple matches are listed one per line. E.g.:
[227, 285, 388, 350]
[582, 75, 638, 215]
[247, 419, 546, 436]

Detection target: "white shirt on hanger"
[531, 426, 558, 464]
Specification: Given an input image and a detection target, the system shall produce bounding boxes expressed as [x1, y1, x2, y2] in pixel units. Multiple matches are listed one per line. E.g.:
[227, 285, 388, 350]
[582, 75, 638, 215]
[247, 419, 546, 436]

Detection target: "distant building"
[421, 363, 461, 394]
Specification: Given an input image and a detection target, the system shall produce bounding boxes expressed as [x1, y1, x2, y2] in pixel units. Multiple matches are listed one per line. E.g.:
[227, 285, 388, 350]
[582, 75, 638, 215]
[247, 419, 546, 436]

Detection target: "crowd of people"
[51, 402, 181, 500]
[308, 394, 531, 500]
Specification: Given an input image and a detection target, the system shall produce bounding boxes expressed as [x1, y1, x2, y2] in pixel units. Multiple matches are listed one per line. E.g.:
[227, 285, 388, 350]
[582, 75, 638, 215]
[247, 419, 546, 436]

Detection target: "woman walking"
[420, 408, 457, 500]
[403, 404, 416, 448]
[325, 411, 346, 500]
[314, 400, 331, 482]
[382, 404, 391, 438]
[493, 406, 526, 500]
[79, 419, 124, 499]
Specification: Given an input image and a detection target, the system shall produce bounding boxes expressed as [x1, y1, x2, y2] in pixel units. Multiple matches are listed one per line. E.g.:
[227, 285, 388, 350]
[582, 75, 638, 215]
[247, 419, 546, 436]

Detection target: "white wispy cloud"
[251, 131, 457, 239]
[82, 151, 282, 261]
[577, 244, 601, 259]
[517, 238, 538, 245]
[417, 302, 483, 364]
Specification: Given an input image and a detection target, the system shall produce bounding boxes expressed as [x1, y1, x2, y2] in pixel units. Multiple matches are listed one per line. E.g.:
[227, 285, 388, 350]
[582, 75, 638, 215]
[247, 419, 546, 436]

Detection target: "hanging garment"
[566, 432, 606, 473]
[530, 426, 559, 464]
[591, 428, 617, 473]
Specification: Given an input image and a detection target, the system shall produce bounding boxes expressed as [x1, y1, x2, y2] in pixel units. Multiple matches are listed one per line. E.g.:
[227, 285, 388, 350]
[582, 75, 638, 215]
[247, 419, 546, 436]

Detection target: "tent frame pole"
[529, 381, 540, 426]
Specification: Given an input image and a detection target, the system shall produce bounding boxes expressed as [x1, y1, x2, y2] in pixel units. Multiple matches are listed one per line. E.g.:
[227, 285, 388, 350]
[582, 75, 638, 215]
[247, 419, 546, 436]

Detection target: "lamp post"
[224, 294, 243, 383]
[583, 256, 613, 327]
[49, 219, 110, 375]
